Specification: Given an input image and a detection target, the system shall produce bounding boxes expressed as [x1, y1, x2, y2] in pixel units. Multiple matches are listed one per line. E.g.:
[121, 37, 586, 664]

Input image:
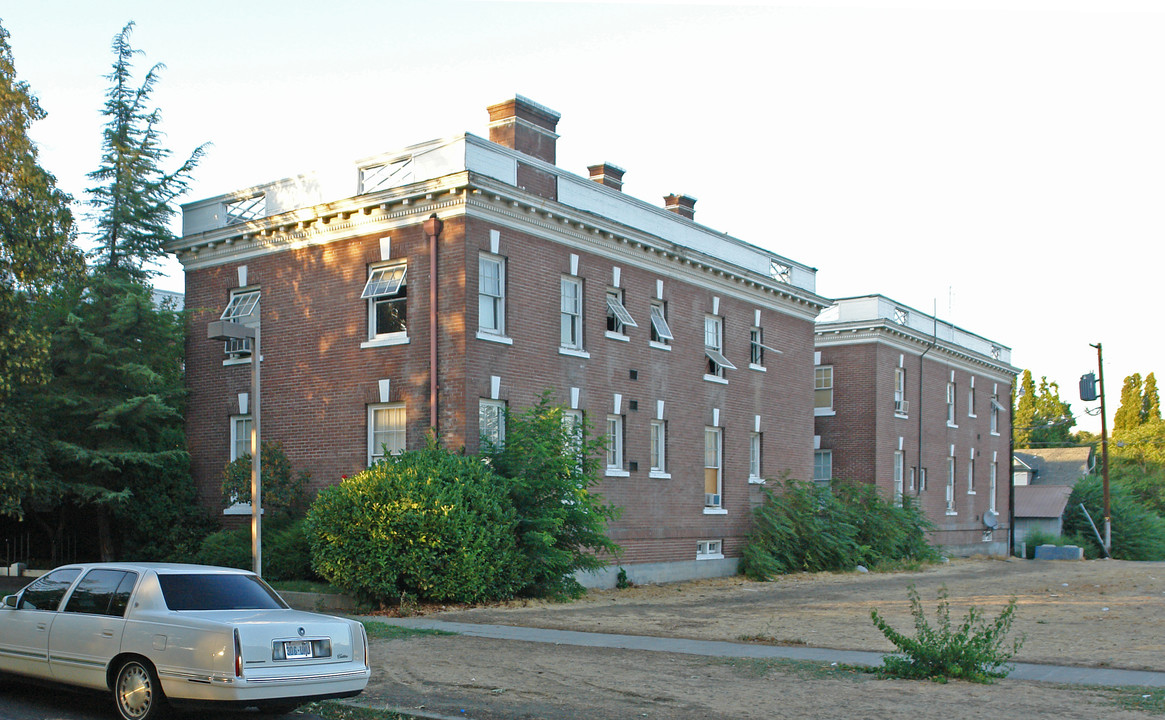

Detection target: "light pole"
[208, 317, 262, 576]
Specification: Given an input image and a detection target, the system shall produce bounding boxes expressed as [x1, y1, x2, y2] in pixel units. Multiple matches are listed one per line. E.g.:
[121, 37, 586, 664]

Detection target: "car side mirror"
[2, 594, 16, 609]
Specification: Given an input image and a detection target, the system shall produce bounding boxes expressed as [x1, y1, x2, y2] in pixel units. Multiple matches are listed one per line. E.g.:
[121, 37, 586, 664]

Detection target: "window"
[946, 382, 957, 426]
[704, 316, 735, 379]
[749, 328, 764, 367]
[989, 461, 998, 513]
[220, 289, 259, 357]
[64, 569, 137, 617]
[894, 307, 909, 324]
[946, 453, 956, 514]
[560, 276, 583, 350]
[813, 450, 832, 485]
[230, 415, 252, 461]
[894, 368, 908, 415]
[359, 158, 413, 194]
[704, 428, 722, 508]
[18, 568, 81, 611]
[650, 420, 667, 475]
[605, 415, 625, 474]
[990, 396, 1001, 435]
[368, 403, 406, 464]
[649, 301, 673, 346]
[769, 260, 791, 283]
[479, 399, 506, 448]
[697, 539, 723, 559]
[815, 366, 834, 413]
[605, 289, 637, 337]
[967, 452, 976, 494]
[362, 263, 407, 340]
[478, 254, 506, 336]
[967, 385, 977, 418]
[226, 194, 266, 225]
[893, 451, 905, 504]
[749, 432, 762, 481]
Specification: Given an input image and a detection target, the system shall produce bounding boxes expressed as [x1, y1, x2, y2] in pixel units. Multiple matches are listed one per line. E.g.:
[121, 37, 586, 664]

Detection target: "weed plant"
[870, 584, 1023, 683]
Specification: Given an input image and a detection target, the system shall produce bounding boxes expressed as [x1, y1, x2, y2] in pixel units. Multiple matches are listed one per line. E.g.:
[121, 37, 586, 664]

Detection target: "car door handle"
[102, 629, 115, 637]
[36, 623, 47, 632]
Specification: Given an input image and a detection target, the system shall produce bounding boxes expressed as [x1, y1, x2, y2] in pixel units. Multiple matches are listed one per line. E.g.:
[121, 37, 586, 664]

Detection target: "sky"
[4, 0, 1163, 434]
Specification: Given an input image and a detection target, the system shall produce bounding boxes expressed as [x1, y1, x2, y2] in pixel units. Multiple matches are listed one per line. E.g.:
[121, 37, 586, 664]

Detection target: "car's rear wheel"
[114, 658, 167, 720]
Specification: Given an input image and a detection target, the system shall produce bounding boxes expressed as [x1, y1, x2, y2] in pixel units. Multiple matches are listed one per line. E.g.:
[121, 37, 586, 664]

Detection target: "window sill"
[946, 510, 958, 516]
[748, 363, 766, 372]
[223, 356, 255, 367]
[223, 502, 263, 516]
[604, 468, 630, 478]
[649, 471, 671, 479]
[361, 334, 409, 349]
[990, 431, 1000, 437]
[648, 341, 672, 351]
[559, 347, 590, 359]
[696, 553, 725, 561]
[703, 507, 728, 515]
[476, 331, 513, 345]
[894, 412, 909, 419]
[814, 408, 836, 417]
[967, 490, 977, 495]
[748, 477, 766, 485]
[968, 413, 978, 419]
[605, 331, 630, 342]
[703, 374, 728, 385]
[947, 422, 959, 429]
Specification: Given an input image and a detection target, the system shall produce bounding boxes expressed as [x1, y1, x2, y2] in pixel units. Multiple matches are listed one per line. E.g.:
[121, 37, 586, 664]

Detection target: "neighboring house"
[166, 96, 829, 587]
[813, 296, 1017, 556]
[1012, 447, 1093, 544]
[1012, 447, 1094, 486]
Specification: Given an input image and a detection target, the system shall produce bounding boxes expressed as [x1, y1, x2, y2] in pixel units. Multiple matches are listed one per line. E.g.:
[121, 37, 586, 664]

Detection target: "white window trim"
[815, 365, 834, 415]
[605, 414, 626, 476]
[650, 419, 667, 476]
[364, 262, 409, 344]
[559, 347, 591, 359]
[649, 302, 673, 345]
[605, 331, 631, 342]
[478, 253, 507, 339]
[748, 432, 764, 483]
[560, 276, 584, 352]
[367, 402, 406, 465]
[697, 540, 724, 560]
[479, 399, 506, 447]
[605, 290, 637, 335]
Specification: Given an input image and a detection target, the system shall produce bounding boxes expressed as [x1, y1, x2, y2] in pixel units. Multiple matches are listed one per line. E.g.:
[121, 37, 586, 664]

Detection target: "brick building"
[167, 96, 829, 586]
[813, 296, 1017, 555]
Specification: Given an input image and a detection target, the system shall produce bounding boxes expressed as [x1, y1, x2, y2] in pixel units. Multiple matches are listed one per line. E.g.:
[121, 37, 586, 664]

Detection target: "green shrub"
[222, 440, 309, 518]
[194, 526, 250, 570]
[1062, 475, 1165, 560]
[871, 585, 1023, 683]
[482, 391, 621, 598]
[305, 439, 524, 605]
[739, 478, 936, 580]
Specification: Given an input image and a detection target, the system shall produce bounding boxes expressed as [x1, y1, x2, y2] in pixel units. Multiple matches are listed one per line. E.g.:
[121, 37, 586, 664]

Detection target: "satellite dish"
[983, 510, 999, 529]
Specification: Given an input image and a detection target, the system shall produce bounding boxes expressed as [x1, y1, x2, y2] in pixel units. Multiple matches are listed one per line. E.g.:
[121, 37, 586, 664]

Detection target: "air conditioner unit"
[704, 493, 721, 507]
[225, 337, 252, 357]
[894, 400, 910, 414]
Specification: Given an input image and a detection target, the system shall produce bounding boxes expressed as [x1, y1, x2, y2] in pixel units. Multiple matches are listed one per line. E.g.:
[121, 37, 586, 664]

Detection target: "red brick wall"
[184, 209, 818, 568]
[815, 341, 1012, 551]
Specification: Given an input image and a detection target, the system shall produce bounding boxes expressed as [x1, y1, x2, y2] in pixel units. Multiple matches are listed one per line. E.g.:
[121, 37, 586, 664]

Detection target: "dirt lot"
[358, 558, 1165, 720]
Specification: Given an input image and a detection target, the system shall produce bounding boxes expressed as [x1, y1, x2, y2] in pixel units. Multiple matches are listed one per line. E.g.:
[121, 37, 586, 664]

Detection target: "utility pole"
[1090, 342, 1111, 554]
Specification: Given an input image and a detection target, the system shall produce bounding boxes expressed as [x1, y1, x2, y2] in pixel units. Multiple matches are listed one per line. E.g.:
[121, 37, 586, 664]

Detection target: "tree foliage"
[221, 440, 310, 518]
[0, 22, 84, 513]
[86, 22, 206, 278]
[740, 478, 937, 580]
[483, 391, 622, 598]
[27, 269, 196, 561]
[1013, 370, 1075, 448]
[1062, 475, 1165, 561]
[1114, 372, 1145, 438]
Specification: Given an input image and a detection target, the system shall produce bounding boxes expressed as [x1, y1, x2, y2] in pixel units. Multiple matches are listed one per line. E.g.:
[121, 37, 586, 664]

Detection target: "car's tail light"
[233, 628, 243, 678]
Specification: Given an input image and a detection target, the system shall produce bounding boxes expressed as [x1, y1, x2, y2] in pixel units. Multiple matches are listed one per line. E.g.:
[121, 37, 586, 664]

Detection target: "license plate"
[284, 640, 313, 659]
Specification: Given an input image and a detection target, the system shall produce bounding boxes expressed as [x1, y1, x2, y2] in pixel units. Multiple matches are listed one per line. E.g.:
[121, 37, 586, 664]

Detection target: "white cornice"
[815, 322, 1017, 380]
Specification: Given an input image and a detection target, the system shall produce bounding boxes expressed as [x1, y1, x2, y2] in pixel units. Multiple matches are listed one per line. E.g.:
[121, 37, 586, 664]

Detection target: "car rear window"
[157, 573, 287, 611]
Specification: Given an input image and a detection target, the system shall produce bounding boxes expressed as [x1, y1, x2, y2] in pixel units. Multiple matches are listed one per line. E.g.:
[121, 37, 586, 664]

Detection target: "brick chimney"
[487, 95, 561, 164]
[663, 193, 697, 220]
[587, 163, 625, 192]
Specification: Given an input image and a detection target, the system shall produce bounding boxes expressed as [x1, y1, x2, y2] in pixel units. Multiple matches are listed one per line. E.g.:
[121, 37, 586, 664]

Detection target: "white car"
[0, 562, 370, 719]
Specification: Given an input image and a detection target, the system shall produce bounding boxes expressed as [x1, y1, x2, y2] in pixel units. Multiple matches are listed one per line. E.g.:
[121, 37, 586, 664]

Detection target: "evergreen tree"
[30, 269, 196, 561]
[86, 22, 205, 278]
[1013, 370, 1037, 449]
[0, 21, 83, 518]
[1143, 372, 1161, 425]
[1114, 373, 1145, 439]
[1013, 370, 1075, 448]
